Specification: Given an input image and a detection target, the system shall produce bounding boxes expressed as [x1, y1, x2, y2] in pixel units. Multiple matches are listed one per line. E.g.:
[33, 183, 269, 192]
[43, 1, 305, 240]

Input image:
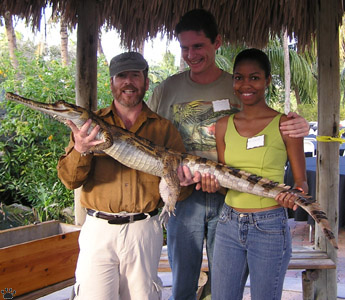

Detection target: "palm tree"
[50, 9, 74, 66]
[3, 11, 18, 70]
[60, 14, 69, 66]
[216, 44, 245, 73]
[267, 36, 317, 105]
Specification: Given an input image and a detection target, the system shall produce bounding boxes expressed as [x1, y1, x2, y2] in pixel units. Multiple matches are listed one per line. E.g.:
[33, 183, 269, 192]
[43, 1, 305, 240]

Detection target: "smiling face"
[110, 70, 148, 108]
[178, 30, 221, 81]
[233, 59, 271, 107]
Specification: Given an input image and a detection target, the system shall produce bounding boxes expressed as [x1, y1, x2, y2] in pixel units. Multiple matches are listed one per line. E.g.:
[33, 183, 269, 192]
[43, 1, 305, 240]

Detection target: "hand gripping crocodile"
[5, 92, 338, 249]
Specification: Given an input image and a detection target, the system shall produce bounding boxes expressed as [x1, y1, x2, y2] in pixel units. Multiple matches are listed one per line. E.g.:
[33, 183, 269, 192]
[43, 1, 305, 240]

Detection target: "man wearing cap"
[57, 52, 189, 300]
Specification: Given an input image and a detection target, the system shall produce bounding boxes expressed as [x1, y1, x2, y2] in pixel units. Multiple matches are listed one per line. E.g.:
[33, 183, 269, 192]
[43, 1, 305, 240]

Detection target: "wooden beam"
[315, 0, 340, 298]
[15, 278, 75, 300]
[74, 0, 99, 225]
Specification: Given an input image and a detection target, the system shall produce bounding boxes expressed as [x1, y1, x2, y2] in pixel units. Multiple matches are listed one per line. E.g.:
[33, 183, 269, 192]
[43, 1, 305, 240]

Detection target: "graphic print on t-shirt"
[172, 100, 240, 160]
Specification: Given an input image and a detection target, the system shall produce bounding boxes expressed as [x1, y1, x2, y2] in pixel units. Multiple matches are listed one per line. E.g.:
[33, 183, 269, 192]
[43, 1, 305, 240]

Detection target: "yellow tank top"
[224, 113, 287, 208]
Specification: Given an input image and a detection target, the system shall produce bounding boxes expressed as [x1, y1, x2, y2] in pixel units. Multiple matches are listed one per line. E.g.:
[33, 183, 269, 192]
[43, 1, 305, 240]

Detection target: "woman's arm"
[275, 115, 308, 210]
[215, 116, 228, 165]
[197, 116, 230, 193]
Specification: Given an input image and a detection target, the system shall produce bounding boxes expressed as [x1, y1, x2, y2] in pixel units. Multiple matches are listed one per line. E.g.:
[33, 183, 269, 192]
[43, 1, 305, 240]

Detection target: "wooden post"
[76, 0, 98, 111]
[302, 270, 317, 300]
[74, 0, 99, 226]
[315, 0, 340, 298]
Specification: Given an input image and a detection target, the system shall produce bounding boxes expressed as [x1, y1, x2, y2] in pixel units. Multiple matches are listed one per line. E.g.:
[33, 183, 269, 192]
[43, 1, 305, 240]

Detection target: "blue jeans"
[211, 204, 292, 300]
[167, 189, 225, 300]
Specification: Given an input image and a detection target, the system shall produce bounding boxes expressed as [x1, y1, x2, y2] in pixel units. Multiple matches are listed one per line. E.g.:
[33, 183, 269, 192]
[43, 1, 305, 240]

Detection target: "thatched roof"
[1, 0, 344, 49]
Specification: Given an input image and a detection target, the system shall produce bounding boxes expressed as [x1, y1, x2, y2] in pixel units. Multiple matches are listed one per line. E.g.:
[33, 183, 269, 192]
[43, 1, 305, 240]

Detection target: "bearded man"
[57, 52, 188, 300]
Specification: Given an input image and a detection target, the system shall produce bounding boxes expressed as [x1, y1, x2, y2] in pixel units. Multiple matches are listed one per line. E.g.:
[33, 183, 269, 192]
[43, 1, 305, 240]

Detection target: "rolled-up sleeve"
[57, 136, 94, 190]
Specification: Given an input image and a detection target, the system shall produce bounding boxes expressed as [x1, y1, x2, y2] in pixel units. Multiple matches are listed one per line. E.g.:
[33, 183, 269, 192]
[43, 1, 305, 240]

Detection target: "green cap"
[109, 52, 148, 77]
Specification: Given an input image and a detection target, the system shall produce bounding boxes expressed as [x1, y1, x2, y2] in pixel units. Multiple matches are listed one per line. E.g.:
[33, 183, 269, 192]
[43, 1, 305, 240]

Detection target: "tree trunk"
[294, 86, 301, 105]
[60, 15, 69, 66]
[4, 11, 18, 70]
[283, 30, 291, 114]
[294, 86, 302, 115]
[98, 30, 105, 58]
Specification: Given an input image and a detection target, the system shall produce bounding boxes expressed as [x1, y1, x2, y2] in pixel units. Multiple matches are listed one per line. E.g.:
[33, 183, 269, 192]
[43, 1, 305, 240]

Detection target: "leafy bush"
[296, 103, 318, 122]
[146, 51, 179, 101]
[0, 51, 112, 223]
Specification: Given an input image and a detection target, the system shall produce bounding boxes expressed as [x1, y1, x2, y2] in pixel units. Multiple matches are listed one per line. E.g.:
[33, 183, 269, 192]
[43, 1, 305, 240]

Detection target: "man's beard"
[115, 84, 146, 107]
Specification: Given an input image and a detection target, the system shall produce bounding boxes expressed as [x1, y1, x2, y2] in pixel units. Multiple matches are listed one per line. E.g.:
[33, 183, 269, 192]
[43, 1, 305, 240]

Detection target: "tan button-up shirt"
[57, 102, 192, 213]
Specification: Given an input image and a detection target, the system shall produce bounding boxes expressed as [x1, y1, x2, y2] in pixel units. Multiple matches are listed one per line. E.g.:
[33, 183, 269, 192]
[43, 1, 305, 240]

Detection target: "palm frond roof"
[1, 0, 344, 49]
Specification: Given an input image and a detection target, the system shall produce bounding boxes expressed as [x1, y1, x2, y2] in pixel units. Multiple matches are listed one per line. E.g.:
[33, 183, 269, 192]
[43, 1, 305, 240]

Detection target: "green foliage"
[0, 47, 112, 223]
[0, 53, 74, 222]
[266, 37, 317, 104]
[0, 203, 36, 230]
[96, 55, 113, 107]
[216, 44, 246, 72]
[146, 51, 178, 101]
[296, 103, 318, 122]
[297, 103, 345, 123]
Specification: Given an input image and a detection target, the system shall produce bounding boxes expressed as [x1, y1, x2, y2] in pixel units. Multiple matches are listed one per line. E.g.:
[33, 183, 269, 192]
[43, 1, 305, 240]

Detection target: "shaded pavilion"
[1, 0, 344, 298]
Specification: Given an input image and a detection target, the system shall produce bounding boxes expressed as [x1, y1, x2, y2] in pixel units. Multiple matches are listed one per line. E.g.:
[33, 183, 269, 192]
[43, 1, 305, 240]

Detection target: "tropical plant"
[0, 40, 111, 223]
[216, 43, 246, 73]
[266, 36, 317, 105]
[146, 51, 179, 101]
[2, 12, 19, 69]
[0, 53, 75, 222]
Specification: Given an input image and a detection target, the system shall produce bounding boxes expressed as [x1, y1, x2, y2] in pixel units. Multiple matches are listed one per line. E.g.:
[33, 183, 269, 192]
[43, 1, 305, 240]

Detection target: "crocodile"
[5, 92, 338, 249]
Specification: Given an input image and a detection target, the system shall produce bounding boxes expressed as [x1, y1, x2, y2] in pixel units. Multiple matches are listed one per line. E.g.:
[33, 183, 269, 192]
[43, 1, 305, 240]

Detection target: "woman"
[203, 48, 308, 299]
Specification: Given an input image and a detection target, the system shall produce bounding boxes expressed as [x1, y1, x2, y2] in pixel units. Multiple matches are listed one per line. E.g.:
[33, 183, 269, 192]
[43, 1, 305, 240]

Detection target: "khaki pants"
[74, 214, 163, 300]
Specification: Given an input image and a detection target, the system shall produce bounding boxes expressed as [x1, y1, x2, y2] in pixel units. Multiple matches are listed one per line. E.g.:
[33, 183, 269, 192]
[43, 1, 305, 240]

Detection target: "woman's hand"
[197, 173, 220, 193]
[177, 167, 220, 193]
[275, 191, 298, 210]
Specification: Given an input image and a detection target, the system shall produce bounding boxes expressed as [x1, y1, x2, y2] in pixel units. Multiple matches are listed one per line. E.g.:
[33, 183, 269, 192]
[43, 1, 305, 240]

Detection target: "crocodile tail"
[292, 189, 338, 249]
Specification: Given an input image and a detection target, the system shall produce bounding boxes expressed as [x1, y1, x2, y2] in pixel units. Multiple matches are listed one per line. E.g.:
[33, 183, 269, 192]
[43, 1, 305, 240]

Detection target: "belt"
[86, 208, 159, 224]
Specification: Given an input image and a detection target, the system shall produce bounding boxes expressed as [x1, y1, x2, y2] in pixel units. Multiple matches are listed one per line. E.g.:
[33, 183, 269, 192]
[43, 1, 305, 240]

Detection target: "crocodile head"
[5, 92, 113, 151]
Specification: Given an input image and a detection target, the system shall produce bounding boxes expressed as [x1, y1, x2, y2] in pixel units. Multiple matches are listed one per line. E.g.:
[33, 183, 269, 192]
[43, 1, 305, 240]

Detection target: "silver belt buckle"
[129, 215, 134, 223]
